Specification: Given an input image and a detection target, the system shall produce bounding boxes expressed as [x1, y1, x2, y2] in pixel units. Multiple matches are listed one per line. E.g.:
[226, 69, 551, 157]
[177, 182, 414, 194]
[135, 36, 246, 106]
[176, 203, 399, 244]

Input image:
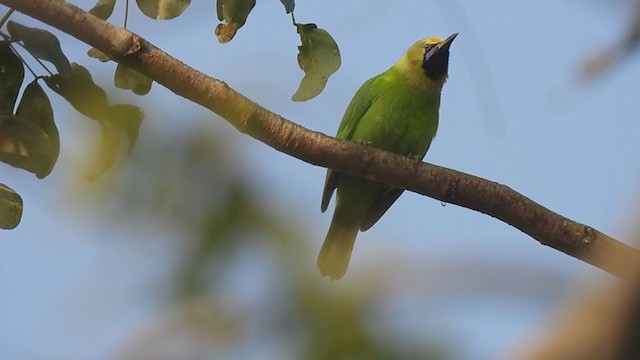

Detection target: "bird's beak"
[424, 33, 458, 63]
[437, 33, 458, 52]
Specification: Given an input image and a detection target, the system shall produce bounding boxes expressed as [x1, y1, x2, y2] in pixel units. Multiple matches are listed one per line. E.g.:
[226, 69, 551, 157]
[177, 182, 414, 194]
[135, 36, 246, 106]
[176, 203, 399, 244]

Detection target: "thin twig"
[124, 0, 129, 29]
[9, 42, 37, 78]
[0, 8, 14, 28]
[14, 41, 53, 75]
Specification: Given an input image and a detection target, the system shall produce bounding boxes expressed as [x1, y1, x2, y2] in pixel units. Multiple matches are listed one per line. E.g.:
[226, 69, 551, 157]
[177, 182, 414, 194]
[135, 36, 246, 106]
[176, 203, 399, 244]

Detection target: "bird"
[318, 33, 458, 279]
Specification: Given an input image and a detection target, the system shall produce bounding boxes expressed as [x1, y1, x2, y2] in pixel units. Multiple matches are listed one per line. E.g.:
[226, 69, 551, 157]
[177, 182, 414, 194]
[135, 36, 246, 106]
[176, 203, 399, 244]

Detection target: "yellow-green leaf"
[136, 0, 190, 20]
[108, 103, 144, 153]
[89, 0, 117, 20]
[87, 47, 111, 62]
[85, 122, 120, 181]
[0, 183, 22, 230]
[292, 23, 341, 102]
[0, 42, 24, 116]
[114, 63, 153, 95]
[7, 21, 71, 78]
[215, 0, 255, 44]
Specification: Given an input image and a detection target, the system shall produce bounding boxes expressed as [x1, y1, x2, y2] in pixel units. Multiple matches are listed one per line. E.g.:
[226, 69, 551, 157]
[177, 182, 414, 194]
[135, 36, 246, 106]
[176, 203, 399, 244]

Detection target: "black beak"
[438, 33, 458, 52]
[423, 33, 458, 80]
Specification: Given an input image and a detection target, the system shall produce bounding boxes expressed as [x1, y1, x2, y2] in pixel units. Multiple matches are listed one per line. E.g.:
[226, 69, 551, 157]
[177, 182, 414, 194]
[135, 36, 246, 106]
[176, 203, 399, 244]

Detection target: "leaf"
[87, 47, 111, 62]
[0, 42, 24, 116]
[85, 122, 121, 181]
[0, 183, 22, 230]
[136, 0, 190, 20]
[7, 21, 71, 78]
[114, 63, 153, 95]
[15, 80, 59, 176]
[108, 104, 144, 152]
[44, 63, 110, 121]
[89, 0, 117, 20]
[280, 0, 295, 13]
[215, 0, 256, 44]
[0, 115, 55, 178]
[292, 23, 341, 102]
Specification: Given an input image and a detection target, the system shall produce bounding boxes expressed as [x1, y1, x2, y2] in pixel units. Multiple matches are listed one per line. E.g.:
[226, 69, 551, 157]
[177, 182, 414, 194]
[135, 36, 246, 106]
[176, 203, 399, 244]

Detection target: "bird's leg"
[407, 153, 423, 163]
[356, 139, 373, 146]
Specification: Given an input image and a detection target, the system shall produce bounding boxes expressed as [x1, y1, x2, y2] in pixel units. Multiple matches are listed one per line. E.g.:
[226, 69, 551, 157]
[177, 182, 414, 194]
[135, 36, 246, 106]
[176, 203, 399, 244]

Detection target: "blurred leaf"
[87, 47, 111, 62]
[280, 0, 295, 13]
[114, 63, 153, 95]
[0, 115, 55, 178]
[44, 63, 110, 121]
[0, 41, 24, 116]
[292, 23, 341, 102]
[0, 183, 22, 229]
[15, 80, 59, 176]
[86, 122, 121, 180]
[89, 0, 117, 20]
[108, 103, 144, 152]
[215, 0, 256, 44]
[7, 21, 71, 78]
[136, 0, 191, 20]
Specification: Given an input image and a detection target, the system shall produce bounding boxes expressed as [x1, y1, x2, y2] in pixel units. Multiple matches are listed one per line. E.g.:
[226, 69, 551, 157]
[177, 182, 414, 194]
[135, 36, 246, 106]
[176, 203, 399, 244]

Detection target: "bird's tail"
[317, 212, 359, 280]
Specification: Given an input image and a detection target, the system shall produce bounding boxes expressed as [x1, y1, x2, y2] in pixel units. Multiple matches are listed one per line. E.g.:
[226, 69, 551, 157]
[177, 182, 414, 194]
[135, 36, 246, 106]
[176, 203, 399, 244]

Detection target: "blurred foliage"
[582, 0, 640, 80]
[67, 121, 450, 359]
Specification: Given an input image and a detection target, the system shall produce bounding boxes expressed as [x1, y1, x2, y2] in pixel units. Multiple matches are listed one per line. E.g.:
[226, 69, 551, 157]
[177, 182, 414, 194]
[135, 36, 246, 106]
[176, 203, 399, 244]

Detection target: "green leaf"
[7, 21, 71, 78]
[136, 0, 190, 20]
[215, 0, 256, 44]
[108, 103, 144, 152]
[0, 115, 55, 178]
[280, 0, 294, 13]
[0, 183, 22, 230]
[44, 63, 110, 121]
[114, 63, 153, 95]
[15, 80, 59, 177]
[0, 42, 24, 116]
[292, 23, 341, 102]
[89, 0, 117, 20]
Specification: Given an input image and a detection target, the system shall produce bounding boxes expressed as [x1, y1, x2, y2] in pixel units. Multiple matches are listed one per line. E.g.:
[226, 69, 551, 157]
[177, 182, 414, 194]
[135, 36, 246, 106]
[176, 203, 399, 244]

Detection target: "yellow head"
[396, 33, 458, 85]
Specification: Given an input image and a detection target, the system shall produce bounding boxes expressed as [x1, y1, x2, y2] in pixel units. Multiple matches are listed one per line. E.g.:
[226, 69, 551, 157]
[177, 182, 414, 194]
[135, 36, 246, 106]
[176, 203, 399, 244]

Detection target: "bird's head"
[397, 33, 458, 85]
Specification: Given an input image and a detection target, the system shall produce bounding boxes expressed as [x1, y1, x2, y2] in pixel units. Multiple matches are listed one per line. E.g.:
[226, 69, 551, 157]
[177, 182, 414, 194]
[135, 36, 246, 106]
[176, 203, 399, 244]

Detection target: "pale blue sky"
[1, 1, 639, 359]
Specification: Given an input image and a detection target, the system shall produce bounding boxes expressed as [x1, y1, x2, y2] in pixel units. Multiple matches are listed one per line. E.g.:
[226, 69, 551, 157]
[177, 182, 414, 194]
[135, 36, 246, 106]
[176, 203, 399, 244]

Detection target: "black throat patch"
[422, 46, 450, 80]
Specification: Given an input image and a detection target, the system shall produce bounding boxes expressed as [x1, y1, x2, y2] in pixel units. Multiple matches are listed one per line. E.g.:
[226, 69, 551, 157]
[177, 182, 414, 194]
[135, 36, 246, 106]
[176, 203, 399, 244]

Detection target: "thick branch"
[5, 0, 640, 277]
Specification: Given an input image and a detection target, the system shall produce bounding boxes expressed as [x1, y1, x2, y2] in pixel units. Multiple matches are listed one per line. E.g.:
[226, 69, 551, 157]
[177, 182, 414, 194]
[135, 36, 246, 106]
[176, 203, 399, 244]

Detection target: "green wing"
[321, 76, 378, 212]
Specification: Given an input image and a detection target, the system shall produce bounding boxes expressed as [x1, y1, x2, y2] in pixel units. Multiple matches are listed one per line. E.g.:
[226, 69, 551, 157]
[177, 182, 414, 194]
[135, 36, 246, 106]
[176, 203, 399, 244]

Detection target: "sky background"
[1, 0, 640, 359]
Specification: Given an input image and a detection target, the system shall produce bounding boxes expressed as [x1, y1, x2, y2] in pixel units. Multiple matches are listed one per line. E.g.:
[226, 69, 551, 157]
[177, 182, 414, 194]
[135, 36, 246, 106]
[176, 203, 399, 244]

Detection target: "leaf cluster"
[0, 14, 144, 229]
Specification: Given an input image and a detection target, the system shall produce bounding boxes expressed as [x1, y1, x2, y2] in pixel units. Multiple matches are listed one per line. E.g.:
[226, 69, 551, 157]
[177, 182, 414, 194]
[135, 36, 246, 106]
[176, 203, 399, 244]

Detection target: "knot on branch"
[582, 226, 595, 245]
[126, 35, 141, 55]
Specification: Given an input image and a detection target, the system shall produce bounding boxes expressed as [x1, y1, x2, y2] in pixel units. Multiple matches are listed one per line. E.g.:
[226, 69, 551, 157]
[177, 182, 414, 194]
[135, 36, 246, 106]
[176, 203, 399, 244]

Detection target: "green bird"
[318, 33, 458, 279]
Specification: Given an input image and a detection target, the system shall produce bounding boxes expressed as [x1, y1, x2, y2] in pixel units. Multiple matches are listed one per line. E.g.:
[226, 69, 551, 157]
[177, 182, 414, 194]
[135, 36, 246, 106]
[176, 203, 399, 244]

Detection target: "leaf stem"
[9, 43, 37, 78]
[0, 8, 14, 28]
[124, 0, 129, 29]
[14, 41, 53, 75]
[290, 11, 296, 26]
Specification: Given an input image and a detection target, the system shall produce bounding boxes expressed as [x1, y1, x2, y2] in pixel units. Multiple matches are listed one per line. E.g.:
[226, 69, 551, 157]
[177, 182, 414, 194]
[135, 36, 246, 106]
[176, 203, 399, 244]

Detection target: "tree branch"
[4, 0, 639, 277]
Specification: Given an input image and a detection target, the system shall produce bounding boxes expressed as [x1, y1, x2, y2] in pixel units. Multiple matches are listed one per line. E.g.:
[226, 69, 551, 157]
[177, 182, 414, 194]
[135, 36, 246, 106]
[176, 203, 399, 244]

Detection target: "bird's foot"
[408, 153, 423, 163]
[356, 139, 373, 146]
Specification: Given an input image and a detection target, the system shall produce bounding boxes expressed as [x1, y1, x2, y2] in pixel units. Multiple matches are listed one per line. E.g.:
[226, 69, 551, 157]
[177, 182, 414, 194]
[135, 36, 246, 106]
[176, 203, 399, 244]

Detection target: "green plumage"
[318, 34, 457, 279]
